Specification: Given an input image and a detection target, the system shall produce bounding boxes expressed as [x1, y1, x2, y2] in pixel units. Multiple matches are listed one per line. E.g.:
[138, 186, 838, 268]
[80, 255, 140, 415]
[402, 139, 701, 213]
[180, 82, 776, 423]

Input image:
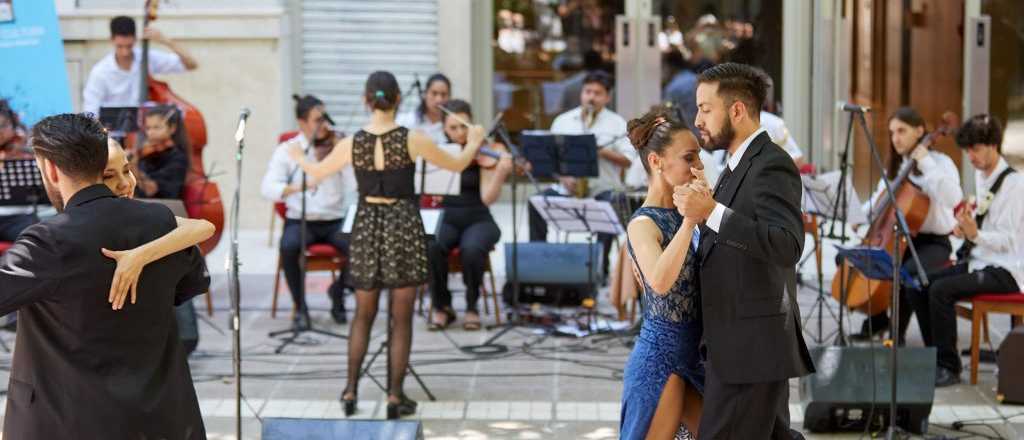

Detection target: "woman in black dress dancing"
[289, 71, 485, 418]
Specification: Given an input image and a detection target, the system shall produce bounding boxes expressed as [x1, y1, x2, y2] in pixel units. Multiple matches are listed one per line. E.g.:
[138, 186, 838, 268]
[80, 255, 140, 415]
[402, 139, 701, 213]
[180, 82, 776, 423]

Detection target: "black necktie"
[714, 166, 733, 197]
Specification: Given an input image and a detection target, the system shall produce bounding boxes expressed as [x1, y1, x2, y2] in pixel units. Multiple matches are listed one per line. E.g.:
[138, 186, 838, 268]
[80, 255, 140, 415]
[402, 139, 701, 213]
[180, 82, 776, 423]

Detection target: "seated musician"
[527, 71, 636, 282]
[83, 16, 198, 116]
[426, 99, 513, 331]
[397, 73, 450, 145]
[906, 114, 1022, 387]
[260, 95, 356, 327]
[133, 105, 190, 199]
[851, 107, 962, 343]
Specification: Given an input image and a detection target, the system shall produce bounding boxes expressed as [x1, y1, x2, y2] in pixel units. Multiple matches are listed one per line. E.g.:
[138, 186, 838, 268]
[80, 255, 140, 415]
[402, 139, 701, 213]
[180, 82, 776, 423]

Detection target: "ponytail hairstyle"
[364, 71, 401, 112]
[627, 106, 691, 175]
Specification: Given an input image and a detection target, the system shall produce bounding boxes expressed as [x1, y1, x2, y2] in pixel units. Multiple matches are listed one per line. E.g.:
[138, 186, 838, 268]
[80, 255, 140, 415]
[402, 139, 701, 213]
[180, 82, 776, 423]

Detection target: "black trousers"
[906, 263, 1019, 373]
[429, 207, 501, 312]
[280, 218, 349, 310]
[698, 361, 804, 440]
[862, 233, 951, 343]
[527, 188, 629, 279]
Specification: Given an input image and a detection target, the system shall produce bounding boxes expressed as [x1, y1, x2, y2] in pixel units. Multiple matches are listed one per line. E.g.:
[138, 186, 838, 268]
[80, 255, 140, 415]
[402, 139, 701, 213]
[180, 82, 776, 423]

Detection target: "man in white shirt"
[261, 95, 357, 327]
[527, 71, 636, 281]
[82, 16, 198, 116]
[906, 114, 1022, 387]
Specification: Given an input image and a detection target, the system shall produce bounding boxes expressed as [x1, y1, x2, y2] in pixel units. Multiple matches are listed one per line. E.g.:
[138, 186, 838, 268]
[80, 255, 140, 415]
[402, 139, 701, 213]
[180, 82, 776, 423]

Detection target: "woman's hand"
[496, 153, 514, 175]
[102, 247, 152, 310]
[467, 125, 486, 149]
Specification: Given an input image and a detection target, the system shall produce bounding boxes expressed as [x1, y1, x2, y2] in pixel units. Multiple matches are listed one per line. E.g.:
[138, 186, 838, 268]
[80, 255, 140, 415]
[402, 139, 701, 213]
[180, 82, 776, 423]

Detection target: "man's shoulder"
[87, 53, 117, 76]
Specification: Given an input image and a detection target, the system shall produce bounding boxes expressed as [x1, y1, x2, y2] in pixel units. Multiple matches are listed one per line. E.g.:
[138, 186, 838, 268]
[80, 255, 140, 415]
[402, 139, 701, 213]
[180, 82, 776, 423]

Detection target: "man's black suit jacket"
[698, 132, 815, 384]
[0, 184, 209, 439]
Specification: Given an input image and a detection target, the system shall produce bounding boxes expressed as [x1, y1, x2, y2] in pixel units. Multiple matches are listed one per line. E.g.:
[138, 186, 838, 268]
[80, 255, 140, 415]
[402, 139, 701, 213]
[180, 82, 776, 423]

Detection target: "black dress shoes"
[935, 367, 962, 387]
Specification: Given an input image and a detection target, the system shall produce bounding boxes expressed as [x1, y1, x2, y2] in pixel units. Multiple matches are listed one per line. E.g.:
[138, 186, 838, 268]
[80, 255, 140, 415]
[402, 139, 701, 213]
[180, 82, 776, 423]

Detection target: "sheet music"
[414, 142, 462, 195]
[528, 195, 624, 235]
[803, 170, 867, 224]
[341, 205, 443, 236]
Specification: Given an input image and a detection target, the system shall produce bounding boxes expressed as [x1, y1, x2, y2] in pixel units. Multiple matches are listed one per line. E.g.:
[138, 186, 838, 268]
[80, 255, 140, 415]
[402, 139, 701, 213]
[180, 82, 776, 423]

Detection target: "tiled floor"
[1, 201, 1022, 439]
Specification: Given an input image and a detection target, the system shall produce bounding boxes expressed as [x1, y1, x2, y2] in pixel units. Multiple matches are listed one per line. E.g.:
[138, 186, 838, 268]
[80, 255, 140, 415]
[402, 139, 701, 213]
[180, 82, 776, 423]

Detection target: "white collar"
[978, 157, 1010, 190]
[727, 127, 766, 171]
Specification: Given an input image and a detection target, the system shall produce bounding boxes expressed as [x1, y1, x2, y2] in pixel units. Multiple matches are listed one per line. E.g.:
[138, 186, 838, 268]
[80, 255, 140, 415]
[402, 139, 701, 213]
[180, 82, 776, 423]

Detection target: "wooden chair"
[955, 293, 1024, 384]
[269, 201, 346, 318]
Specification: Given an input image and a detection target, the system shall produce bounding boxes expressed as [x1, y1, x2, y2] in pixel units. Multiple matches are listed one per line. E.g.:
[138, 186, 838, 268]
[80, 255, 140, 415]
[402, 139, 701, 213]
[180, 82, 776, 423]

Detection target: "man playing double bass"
[82, 15, 198, 116]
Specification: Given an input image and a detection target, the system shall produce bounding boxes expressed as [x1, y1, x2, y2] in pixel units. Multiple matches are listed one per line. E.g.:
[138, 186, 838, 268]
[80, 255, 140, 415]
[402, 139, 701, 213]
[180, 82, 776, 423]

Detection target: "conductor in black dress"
[678, 63, 814, 438]
[0, 114, 209, 439]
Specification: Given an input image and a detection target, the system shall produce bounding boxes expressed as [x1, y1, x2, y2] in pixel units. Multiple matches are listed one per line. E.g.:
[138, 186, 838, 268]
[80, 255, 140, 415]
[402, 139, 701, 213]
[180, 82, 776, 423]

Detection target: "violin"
[137, 138, 176, 159]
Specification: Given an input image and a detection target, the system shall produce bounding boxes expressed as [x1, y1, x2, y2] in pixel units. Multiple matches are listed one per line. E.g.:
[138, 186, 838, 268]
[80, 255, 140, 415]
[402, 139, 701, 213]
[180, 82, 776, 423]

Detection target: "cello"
[137, 0, 224, 255]
[831, 112, 958, 314]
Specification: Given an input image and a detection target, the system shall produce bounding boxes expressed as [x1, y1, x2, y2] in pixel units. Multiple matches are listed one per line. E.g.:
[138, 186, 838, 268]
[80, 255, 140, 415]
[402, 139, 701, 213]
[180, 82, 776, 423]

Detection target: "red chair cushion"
[972, 293, 1024, 304]
[0, 241, 12, 254]
[278, 131, 300, 144]
[273, 201, 287, 219]
[306, 243, 340, 257]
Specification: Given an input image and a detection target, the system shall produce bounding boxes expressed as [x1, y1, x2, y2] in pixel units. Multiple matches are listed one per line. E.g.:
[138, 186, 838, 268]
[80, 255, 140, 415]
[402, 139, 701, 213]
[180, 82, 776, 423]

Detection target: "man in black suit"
[0, 114, 208, 439]
[678, 63, 815, 438]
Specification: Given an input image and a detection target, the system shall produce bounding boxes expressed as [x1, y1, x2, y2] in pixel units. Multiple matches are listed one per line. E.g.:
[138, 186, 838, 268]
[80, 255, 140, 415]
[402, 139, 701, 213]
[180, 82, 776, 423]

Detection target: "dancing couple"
[620, 63, 814, 439]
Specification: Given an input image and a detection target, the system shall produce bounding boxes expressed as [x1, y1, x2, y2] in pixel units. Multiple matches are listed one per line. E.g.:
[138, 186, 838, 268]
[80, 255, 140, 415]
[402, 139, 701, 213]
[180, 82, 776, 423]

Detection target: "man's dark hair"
[293, 94, 324, 121]
[583, 71, 614, 93]
[697, 62, 768, 119]
[956, 114, 1004, 153]
[110, 16, 136, 38]
[582, 50, 604, 71]
[31, 114, 108, 181]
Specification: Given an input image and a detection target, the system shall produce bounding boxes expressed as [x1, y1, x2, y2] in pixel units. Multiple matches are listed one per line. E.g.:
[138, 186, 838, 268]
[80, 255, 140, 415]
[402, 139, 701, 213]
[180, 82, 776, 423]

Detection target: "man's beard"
[41, 179, 64, 213]
[700, 117, 736, 152]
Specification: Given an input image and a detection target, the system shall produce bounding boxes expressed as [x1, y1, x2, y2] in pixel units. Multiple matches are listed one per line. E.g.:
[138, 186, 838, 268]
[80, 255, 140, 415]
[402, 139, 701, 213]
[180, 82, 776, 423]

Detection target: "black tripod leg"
[360, 342, 388, 393]
[406, 365, 436, 401]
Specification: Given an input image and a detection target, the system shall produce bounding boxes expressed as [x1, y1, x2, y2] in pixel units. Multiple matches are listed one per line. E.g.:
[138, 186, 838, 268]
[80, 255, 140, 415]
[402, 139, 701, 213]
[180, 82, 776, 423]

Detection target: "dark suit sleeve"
[0, 224, 63, 315]
[174, 245, 210, 306]
[718, 153, 804, 266]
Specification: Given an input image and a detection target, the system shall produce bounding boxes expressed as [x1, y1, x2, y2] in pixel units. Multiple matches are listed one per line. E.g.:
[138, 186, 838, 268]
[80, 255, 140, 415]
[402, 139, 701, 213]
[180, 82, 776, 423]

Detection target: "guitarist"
[851, 107, 963, 344]
[906, 114, 1022, 387]
[82, 15, 198, 116]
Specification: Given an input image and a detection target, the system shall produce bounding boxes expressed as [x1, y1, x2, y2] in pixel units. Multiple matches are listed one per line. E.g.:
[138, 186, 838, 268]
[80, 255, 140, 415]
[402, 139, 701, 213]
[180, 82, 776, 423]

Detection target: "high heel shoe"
[386, 394, 416, 419]
[340, 388, 357, 417]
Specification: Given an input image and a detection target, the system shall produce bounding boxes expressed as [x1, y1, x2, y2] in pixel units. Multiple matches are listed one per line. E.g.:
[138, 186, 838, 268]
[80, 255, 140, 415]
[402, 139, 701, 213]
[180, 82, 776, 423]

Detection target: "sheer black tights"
[344, 287, 416, 403]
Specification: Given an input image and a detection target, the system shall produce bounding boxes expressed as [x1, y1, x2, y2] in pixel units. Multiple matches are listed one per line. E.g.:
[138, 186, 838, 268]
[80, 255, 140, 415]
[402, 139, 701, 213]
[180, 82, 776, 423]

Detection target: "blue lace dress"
[619, 207, 705, 440]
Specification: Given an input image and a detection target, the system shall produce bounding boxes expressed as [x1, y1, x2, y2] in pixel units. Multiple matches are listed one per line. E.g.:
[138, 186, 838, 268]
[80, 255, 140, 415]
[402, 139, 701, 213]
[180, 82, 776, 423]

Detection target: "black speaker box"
[998, 325, 1024, 403]
[800, 346, 936, 434]
[262, 417, 423, 440]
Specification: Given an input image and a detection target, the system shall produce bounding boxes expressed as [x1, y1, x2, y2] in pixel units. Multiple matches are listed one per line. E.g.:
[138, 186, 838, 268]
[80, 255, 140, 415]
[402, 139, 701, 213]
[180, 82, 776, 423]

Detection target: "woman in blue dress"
[620, 108, 710, 439]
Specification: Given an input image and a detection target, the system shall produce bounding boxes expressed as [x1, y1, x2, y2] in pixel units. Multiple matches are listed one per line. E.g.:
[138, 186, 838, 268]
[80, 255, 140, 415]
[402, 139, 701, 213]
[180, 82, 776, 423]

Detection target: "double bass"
[137, 0, 224, 255]
[831, 113, 958, 314]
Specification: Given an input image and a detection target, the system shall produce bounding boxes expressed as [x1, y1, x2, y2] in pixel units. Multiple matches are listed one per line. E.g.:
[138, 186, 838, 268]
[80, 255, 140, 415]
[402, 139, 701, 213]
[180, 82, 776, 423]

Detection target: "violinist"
[426, 99, 513, 331]
[132, 105, 190, 199]
[396, 73, 450, 145]
[907, 114, 1022, 387]
[83, 16, 197, 116]
[260, 94, 356, 327]
[851, 107, 962, 344]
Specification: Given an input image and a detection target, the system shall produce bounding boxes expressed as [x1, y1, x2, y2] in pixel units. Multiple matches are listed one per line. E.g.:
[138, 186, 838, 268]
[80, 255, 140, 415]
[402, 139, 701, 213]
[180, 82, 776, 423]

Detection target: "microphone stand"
[268, 123, 347, 353]
[227, 109, 248, 440]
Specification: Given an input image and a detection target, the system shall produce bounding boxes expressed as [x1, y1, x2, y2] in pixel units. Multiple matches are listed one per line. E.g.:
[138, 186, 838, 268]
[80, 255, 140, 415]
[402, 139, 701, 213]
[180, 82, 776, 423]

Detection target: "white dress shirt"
[550, 106, 636, 195]
[260, 133, 357, 221]
[82, 48, 186, 116]
[863, 150, 962, 235]
[397, 111, 446, 146]
[967, 157, 1023, 288]
[706, 128, 766, 232]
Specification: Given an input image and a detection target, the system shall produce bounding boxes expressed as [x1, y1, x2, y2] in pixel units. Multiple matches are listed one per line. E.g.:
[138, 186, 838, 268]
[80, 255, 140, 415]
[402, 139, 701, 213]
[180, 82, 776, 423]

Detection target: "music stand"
[520, 132, 600, 179]
[528, 195, 621, 332]
[339, 205, 442, 404]
[0, 159, 47, 353]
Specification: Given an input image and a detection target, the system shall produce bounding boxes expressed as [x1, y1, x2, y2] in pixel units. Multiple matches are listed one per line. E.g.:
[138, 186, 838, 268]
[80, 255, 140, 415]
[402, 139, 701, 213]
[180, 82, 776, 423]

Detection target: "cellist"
[851, 107, 962, 344]
[82, 16, 198, 116]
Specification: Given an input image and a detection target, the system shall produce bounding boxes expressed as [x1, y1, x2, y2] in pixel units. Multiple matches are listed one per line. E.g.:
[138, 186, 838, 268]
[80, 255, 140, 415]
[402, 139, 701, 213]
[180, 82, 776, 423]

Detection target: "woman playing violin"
[133, 104, 190, 199]
[851, 107, 963, 343]
[427, 99, 513, 331]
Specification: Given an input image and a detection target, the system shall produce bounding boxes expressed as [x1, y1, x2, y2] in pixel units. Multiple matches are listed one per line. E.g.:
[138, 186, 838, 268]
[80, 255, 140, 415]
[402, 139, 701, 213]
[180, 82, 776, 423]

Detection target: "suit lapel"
[699, 133, 769, 261]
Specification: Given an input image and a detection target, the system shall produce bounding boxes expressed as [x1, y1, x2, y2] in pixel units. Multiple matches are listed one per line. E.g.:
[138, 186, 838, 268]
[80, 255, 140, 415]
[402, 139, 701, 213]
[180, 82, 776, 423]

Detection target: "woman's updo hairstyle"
[627, 107, 690, 174]
[364, 71, 401, 111]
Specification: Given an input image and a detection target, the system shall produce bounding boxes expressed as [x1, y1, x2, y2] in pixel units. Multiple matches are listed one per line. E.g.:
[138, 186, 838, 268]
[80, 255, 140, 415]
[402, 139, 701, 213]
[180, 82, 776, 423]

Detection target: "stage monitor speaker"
[998, 325, 1024, 404]
[262, 417, 423, 440]
[800, 346, 935, 434]
[504, 242, 603, 286]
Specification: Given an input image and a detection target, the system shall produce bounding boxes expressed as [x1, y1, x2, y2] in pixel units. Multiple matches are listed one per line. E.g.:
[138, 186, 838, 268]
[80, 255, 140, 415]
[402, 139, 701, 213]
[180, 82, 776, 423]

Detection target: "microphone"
[837, 101, 870, 113]
[412, 73, 423, 96]
[234, 108, 251, 142]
